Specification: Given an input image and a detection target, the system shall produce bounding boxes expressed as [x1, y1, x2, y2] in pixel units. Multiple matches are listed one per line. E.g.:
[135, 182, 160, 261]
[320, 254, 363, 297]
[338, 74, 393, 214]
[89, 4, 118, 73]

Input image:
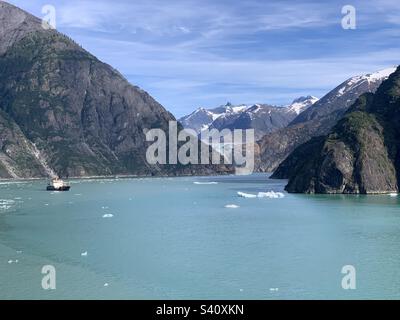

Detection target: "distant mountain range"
[179, 96, 318, 140]
[180, 67, 394, 174]
[272, 66, 400, 194]
[257, 67, 396, 172]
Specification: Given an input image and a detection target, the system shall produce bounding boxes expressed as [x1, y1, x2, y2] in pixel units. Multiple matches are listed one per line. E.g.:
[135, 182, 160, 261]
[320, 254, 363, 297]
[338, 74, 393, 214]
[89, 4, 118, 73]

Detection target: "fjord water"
[1, 174, 400, 299]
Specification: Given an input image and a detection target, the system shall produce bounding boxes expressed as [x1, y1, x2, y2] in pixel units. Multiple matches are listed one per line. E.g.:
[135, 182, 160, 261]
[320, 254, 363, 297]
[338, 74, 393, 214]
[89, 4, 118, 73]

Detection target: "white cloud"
[6, 0, 400, 116]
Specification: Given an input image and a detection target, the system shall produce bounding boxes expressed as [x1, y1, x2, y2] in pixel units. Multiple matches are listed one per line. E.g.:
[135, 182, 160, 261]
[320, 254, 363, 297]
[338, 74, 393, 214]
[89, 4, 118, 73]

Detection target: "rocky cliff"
[256, 68, 396, 172]
[272, 66, 400, 194]
[0, 2, 228, 178]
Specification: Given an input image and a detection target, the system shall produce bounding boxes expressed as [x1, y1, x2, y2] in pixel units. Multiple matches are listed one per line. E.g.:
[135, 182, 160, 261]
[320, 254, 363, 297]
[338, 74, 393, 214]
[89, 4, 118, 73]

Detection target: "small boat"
[46, 178, 71, 191]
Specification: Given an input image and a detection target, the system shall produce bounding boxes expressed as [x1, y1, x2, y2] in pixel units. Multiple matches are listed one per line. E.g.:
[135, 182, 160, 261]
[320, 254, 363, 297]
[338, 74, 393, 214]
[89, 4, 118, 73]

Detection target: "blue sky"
[6, 0, 400, 117]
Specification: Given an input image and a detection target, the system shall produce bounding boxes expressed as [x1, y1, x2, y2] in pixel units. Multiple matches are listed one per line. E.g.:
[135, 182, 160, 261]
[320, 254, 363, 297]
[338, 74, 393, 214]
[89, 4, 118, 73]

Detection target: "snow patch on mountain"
[179, 97, 319, 136]
[286, 96, 319, 115]
[365, 67, 397, 81]
[337, 67, 397, 97]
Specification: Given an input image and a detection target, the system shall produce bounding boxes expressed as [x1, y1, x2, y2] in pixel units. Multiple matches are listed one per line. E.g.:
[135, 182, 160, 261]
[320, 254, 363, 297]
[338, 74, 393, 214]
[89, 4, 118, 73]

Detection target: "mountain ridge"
[256, 67, 396, 172]
[0, 2, 229, 178]
[179, 96, 318, 140]
[272, 66, 400, 194]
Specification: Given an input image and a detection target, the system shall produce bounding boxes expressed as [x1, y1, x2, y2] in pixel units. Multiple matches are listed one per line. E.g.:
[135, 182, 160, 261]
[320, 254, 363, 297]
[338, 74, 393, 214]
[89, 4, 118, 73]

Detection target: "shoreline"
[0, 172, 238, 183]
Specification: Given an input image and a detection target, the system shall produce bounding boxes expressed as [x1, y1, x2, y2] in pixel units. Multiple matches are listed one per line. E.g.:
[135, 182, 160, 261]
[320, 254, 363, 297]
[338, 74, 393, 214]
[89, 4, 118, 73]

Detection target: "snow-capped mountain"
[178, 102, 247, 134]
[286, 96, 319, 115]
[291, 67, 397, 125]
[337, 67, 396, 96]
[179, 97, 319, 139]
[257, 66, 398, 172]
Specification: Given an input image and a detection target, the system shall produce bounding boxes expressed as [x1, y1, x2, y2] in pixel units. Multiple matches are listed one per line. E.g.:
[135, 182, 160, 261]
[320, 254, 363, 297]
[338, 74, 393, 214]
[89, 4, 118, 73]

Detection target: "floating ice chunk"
[257, 191, 285, 198]
[0, 205, 12, 210]
[0, 199, 15, 205]
[269, 287, 279, 292]
[193, 182, 218, 185]
[237, 192, 257, 198]
[7, 259, 18, 264]
[81, 251, 88, 257]
[238, 191, 285, 199]
[104, 283, 109, 287]
[225, 204, 239, 208]
[389, 193, 398, 197]
[102, 214, 114, 218]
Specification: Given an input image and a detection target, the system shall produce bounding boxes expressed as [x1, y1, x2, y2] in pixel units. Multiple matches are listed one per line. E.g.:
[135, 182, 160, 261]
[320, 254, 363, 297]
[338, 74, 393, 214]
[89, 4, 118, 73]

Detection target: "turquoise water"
[1, 174, 400, 299]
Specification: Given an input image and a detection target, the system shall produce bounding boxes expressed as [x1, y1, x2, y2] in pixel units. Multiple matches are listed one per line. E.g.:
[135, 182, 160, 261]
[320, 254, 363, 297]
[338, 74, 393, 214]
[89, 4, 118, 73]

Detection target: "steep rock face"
[256, 116, 334, 172]
[273, 67, 400, 194]
[0, 30, 173, 177]
[0, 2, 228, 178]
[0, 108, 51, 178]
[256, 68, 396, 172]
[0, 1, 43, 55]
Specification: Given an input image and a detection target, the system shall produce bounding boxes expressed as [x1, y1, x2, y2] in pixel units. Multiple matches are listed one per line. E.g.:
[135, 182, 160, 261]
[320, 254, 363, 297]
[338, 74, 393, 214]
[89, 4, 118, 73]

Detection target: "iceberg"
[237, 192, 257, 198]
[225, 204, 239, 208]
[193, 182, 218, 185]
[0, 199, 15, 210]
[237, 191, 285, 199]
[257, 191, 285, 198]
